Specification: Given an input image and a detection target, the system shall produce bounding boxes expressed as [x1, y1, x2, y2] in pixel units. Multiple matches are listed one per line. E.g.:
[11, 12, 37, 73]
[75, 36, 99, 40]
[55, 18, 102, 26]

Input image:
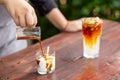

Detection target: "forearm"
[46, 8, 68, 30]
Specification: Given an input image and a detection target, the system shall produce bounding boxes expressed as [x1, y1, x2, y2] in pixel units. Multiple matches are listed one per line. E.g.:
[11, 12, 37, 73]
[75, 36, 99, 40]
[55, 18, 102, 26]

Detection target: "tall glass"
[82, 17, 103, 58]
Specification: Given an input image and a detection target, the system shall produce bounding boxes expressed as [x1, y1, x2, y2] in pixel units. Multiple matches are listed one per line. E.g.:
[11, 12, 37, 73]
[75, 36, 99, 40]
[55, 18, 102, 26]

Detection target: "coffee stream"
[17, 36, 44, 56]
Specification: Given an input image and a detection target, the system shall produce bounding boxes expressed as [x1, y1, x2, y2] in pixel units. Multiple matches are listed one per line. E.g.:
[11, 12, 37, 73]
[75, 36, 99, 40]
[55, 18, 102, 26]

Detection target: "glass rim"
[82, 17, 103, 23]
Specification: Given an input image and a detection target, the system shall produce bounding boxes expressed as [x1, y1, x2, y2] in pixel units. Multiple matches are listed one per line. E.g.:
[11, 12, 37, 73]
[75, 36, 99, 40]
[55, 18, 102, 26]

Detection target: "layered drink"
[82, 17, 103, 58]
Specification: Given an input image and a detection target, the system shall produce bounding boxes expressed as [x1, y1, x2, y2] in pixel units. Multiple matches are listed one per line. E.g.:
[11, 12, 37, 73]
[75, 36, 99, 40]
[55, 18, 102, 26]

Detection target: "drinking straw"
[47, 46, 50, 56]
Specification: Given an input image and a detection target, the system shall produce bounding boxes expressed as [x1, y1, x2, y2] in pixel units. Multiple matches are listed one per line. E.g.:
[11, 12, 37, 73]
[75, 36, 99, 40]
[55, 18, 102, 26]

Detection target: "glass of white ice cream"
[35, 46, 55, 74]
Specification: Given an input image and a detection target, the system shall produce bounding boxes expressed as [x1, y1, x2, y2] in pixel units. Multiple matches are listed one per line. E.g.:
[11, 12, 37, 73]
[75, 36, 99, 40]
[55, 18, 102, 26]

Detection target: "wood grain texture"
[0, 20, 120, 80]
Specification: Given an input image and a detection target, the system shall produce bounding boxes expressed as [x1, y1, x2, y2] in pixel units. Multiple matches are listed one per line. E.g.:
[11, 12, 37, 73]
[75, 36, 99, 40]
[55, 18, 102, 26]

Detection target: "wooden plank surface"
[0, 20, 120, 80]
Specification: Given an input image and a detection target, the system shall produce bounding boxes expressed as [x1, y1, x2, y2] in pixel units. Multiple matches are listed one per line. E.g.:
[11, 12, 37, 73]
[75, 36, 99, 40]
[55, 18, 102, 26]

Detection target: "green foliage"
[37, 0, 120, 40]
[56, 0, 120, 21]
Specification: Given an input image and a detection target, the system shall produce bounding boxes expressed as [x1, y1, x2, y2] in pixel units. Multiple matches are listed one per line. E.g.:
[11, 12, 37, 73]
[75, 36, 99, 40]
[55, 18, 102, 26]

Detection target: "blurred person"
[0, 0, 82, 57]
[30, 0, 82, 32]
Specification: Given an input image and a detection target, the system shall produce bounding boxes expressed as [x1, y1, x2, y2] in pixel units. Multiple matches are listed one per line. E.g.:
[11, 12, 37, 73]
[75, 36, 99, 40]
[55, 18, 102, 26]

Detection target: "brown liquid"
[45, 57, 53, 71]
[17, 36, 44, 56]
[36, 59, 40, 65]
[82, 22, 102, 48]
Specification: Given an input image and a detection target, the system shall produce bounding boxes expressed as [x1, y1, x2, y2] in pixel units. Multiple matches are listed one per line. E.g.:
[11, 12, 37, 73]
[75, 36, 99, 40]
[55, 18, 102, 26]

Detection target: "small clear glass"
[82, 17, 103, 59]
[16, 27, 41, 40]
[35, 47, 56, 74]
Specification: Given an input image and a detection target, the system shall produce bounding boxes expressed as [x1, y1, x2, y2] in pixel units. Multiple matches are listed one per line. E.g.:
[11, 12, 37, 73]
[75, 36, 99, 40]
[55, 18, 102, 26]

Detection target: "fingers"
[26, 12, 34, 28]
[13, 15, 20, 26]
[14, 6, 37, 28]
[25, 9, 37, 28]
[11, 11, 20, 26]
[32, 10, 37, 28]
[14, 10, 37, 28]
[19, 14, 26, 27]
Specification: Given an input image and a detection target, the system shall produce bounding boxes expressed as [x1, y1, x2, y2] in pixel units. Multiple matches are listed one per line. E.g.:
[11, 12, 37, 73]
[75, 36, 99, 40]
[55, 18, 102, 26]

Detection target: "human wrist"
[63, 21, 69, 31]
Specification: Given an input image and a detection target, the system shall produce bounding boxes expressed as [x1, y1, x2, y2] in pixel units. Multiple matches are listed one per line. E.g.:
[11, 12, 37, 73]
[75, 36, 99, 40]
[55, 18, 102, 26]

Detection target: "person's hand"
[3, 0, 37, 28]
[64, 19, 82, 32]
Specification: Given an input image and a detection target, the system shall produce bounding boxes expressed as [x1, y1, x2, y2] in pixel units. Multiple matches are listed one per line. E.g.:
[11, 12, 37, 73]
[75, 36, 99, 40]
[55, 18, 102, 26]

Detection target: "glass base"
[83, 53, 99, 59]
[37, 69, 55, 75]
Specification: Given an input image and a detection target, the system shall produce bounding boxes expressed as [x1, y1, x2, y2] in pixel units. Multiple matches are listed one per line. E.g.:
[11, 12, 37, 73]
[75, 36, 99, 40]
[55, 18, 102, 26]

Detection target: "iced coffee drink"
[82, 17, 103, 58]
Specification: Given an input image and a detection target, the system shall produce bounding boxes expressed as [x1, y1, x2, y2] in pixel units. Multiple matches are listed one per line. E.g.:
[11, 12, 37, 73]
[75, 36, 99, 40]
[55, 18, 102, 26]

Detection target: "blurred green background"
[36, 0, 120, 40]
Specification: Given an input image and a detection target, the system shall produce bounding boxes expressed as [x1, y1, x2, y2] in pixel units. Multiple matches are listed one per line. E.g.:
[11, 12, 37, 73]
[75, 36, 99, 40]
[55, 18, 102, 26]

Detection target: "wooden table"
[0, 20, 120, 80]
